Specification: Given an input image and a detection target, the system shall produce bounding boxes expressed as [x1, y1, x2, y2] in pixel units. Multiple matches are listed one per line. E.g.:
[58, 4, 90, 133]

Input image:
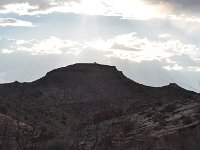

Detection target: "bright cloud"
[0, 1, 80, 15]
[159, 34, 171, 39]
[1, 36, 82, 55]
[2, 49, 14, 54]
[188, 66, 200, 72]
[163, 64, 183, 71]
[106, 33, 200, 63]
[0, 0, 199, 22]
[25, 37, 81, 55]
[1, 33, 200, 74]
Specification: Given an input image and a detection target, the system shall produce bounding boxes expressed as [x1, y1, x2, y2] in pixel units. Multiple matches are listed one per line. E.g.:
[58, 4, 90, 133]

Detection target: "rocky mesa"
[0, 63, 200, 150]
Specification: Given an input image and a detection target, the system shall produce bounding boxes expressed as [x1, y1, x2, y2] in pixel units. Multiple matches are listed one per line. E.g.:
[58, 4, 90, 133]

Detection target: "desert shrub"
[181, 116, 193, 125]
[145, 112, 154, 118]
[62, 114, 66, 120]
[121, 120, 135, 134]
[171, 119, 179, 125]
[24, 115, 28, 120]
[98, 135, 113, 149]
[47, 140, 66, 150]
[197, 105, 200, 114]
[126, 101, 146, 113]
[0, 106, 7, 114]
[162, 104, 177, 113]
[61, 120, 66, 125]
[6, 103, 10, 108]
[154, 101, 163, 107]
[93, 108, 123, 123]
[153, 113, 167, 123]
[159, 119, 167, 127]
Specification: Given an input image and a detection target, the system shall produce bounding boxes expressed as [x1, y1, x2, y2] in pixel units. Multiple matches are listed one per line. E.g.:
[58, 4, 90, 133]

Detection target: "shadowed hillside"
[0, 63, 199, 150]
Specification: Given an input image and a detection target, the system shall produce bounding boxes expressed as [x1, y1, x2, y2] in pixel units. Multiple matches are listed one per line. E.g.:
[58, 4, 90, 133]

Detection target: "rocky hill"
[0, 63, 199, 150]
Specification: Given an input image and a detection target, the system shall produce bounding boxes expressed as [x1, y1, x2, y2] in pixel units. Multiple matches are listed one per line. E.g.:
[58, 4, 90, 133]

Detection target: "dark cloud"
[0, 18, 33, 26]
[144, 0, 200, 14]
[0, 18, 17, 24]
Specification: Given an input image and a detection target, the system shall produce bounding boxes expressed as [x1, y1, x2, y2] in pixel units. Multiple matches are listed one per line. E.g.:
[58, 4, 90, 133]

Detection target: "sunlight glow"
[104, 0, 165, 20]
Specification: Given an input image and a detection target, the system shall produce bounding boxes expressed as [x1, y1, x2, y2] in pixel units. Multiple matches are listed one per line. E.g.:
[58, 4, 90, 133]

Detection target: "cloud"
[142, 0, 200, 23]
[169, 54, 200, 68]
[94, 33, 200, 74]
[163, 64, 183, 71]
[2, 33, 200, 62]
[2, 49, 14, 54]
[106, 33, 191, 62]
[0, 0, 174, 21]
[143, 0, 200, 13]
[0, 0, 199, 23]
[111, 43, 141, 51]
[0, 0, 81, 11]
[0, 0, 81, 15]
[0, 18, 33, 27]
[0, 36, 82, 55]
[188, 66, 200, 72]
[159, 34, 171, 39]
[1, 33, 200, 74]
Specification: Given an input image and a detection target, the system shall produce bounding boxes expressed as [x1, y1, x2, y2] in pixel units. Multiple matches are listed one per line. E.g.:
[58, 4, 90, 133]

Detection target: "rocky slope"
[0, 63, 199, 150]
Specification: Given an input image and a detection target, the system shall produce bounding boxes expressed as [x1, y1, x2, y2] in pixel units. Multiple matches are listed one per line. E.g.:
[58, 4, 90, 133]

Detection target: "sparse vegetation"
[121, 120, 135, 134]
[162, 103, 177, 113]
[181, 116, 193, 125]
[0, 106, 7, 114]
[0, 63, 200, 150]
[47, 140, 66, 150]
[159, 119, 167, 127]
[153, 112, 167, 123]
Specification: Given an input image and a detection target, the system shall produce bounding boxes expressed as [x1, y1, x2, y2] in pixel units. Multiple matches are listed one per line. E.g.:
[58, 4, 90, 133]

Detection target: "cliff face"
[0, 63, 199, 150]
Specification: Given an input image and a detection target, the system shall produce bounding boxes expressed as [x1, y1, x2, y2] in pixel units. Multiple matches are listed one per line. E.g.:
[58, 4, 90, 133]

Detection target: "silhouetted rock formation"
[0, 63, 199, 150]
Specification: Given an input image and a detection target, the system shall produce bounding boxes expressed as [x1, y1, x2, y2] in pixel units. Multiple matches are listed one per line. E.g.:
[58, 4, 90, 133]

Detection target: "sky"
[0, 0, 200, 92]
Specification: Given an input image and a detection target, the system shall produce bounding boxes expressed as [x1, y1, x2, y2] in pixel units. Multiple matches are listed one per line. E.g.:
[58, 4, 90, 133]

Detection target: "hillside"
[0, 63, 200, 150]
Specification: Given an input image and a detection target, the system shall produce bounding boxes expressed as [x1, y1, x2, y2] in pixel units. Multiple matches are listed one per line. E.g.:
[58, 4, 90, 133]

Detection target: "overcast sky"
[0, 0, 200, 92]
